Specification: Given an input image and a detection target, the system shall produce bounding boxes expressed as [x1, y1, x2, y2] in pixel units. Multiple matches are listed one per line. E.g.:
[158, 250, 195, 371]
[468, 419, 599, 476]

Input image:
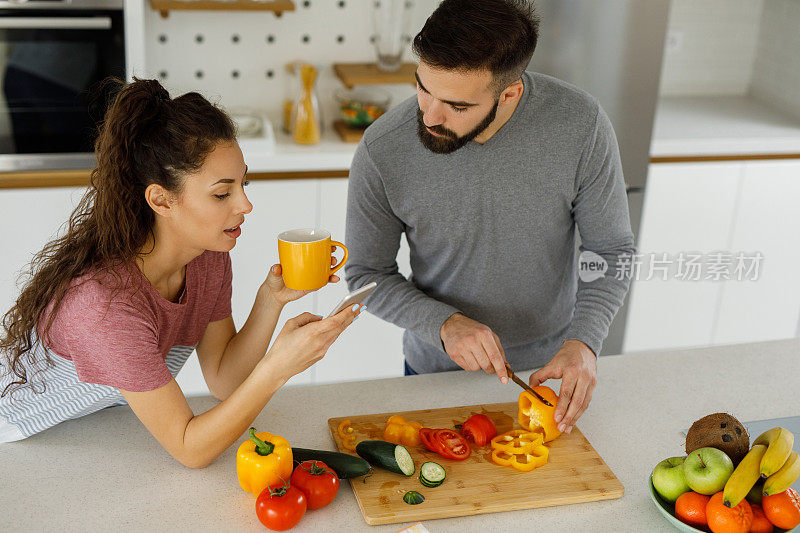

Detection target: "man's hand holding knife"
[440, 313, 597, 435]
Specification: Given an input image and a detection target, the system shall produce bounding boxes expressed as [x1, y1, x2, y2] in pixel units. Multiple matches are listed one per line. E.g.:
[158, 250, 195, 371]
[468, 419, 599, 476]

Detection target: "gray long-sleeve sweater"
[344, 71, 635, 373]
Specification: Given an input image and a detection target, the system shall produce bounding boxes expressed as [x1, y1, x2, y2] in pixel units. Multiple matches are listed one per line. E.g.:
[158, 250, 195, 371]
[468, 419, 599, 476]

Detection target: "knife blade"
[504, 362, 554, 407]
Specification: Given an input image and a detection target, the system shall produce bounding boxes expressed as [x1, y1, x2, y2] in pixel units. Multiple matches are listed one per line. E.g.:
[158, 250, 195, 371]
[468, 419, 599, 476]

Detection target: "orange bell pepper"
[337, 419, 358, 451]
[383, 415, 422, 447]
[237, 428, 293, 497]
[518, 386, 562, 442]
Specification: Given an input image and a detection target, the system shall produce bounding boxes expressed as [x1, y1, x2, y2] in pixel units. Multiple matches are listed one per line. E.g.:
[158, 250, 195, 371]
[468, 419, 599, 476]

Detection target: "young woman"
[0, 78, 359, 467]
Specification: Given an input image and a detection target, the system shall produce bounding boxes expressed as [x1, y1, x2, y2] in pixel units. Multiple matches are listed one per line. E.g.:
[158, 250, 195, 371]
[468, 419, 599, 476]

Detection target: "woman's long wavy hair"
[0, 77, 235, 398]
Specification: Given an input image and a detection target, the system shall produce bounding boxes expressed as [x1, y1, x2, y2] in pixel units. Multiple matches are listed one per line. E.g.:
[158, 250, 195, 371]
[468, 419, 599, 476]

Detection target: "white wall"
[751, 0, 800, 121]
[660, 0, 764, 96]
[140, 0, 439, 122]
[659, 0, 800, 120]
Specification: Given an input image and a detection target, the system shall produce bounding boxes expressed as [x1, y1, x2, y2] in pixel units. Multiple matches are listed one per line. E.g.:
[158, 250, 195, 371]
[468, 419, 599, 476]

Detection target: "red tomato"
[434, 429, 471, 460]
[289, 461, 339, 510]
[460, 414, 498, 447]
[255, 482, 307, 531]
[420, 428, 442, 453]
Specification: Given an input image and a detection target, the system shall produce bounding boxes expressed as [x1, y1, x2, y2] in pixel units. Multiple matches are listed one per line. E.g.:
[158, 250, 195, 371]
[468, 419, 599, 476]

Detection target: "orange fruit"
[675, 491, 710, 529]
[706, 491, 753, 533]
[748, 504, 773, 533]
[761, 488, 800, 530]
[518, 386, 561, 442]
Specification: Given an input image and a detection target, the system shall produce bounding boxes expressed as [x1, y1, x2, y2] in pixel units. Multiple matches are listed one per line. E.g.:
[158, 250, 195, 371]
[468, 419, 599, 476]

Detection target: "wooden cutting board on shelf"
[328, 402, 624, 525]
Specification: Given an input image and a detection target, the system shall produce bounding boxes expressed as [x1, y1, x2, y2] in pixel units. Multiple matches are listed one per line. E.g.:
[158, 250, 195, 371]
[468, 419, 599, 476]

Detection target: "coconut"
[685, 413, 750, 465]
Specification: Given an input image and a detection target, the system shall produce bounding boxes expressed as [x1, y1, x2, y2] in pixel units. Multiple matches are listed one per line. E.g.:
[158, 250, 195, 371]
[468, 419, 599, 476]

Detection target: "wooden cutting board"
[328, 402, 624, 525]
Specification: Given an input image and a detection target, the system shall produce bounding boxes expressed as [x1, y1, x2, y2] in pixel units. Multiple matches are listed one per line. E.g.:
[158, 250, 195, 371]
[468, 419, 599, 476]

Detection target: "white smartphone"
[326, 282, 377, 318]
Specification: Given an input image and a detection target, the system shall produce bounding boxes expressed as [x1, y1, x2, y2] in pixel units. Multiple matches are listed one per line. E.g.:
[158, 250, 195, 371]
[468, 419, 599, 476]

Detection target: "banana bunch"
[722, 426, 799, 507]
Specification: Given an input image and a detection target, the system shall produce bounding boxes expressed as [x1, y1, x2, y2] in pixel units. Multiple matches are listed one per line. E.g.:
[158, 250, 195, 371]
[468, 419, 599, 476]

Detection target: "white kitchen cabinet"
[713, 160, 800, 344]
[0, 187, 85, 330]
[622, 162, 742, 351]
[622, 159, 800, 353]
[313, 178, 411, 384]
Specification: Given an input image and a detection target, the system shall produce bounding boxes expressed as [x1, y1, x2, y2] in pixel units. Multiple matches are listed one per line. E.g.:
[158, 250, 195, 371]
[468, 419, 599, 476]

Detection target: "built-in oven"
[0, 0, 124, 171]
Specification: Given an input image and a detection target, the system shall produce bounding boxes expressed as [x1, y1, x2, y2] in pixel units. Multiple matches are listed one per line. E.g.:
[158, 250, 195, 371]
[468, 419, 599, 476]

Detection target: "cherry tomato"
[255, 482, 307, 531]
[289, 460, 340, 510]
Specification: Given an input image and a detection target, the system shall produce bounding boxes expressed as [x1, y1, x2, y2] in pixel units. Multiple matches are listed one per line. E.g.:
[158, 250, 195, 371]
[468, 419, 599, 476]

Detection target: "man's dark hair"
[412, 0, 540, 93]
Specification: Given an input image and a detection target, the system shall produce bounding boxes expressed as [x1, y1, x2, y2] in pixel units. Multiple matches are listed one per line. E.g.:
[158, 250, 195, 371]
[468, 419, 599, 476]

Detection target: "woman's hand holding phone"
[263, 304, 361, 382]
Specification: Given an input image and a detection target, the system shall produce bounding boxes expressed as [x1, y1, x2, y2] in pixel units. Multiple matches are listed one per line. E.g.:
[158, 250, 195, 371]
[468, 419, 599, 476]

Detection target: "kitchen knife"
[504, 362, 554, 407]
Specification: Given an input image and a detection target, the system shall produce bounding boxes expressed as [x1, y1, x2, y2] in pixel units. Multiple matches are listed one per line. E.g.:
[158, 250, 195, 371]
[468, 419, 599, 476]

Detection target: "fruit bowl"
[334, 87, 390, 128]
[649, 475, 793, 532]
[648, 475, 705, 532]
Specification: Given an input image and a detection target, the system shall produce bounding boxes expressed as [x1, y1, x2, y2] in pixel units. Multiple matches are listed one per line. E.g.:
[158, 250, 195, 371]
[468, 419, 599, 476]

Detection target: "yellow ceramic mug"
[277, 228, 349, 290]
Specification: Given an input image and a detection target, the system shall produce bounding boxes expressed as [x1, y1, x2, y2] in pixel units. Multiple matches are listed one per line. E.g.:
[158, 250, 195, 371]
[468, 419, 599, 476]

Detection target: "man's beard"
[416, 99, 500, 154]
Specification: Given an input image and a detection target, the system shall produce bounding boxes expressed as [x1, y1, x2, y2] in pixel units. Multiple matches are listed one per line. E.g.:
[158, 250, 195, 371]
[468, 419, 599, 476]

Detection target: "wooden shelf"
[150, 0, 294, 18]
[333, 120, 366, 143]
[333, 62, 417, 89]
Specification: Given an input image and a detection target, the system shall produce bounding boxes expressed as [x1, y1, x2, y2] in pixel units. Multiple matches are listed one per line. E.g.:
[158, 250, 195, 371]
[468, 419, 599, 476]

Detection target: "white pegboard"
[142, 0, 439, 123]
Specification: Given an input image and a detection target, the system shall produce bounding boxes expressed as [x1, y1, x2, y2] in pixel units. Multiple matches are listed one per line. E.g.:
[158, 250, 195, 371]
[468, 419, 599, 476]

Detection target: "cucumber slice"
[420, 477, 441, 488]
[403, 490, 425, 505]
[419, 461, 446, 487]
[291, 448, 372, 479]
[356, 440, 415, 476]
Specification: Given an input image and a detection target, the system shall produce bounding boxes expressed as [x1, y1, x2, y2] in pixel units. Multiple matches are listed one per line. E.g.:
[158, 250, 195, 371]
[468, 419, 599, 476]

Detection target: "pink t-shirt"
[37, 251, 232, 392]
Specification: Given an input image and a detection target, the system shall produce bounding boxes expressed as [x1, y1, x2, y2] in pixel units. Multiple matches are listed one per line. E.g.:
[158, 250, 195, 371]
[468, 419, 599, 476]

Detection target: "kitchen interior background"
[1, 0, 799, 396]
[141, 0, 432, 130]
[140, 0, 800, 126]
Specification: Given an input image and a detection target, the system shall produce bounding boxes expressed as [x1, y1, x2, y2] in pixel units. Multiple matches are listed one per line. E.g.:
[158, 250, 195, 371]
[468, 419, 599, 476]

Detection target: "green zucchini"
[403, 491, 425, 505]
[355, 440, 415, 476]
[291, 448, 372, 479]
[419, 461, 446, 488]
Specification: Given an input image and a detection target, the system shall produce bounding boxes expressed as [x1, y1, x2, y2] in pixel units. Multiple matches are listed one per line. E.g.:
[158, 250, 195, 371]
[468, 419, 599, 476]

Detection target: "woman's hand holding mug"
[262, 249, 341, 306]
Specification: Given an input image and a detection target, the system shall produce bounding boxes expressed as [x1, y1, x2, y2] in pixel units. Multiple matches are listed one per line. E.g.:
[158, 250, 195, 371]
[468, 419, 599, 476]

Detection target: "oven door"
[0, 4, 124, 170]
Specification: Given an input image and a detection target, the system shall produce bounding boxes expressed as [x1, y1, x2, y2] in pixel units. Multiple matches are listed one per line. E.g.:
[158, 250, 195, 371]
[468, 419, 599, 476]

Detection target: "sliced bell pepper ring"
[490, 449, 516, 467]
[490, 446, 549, 471]
[337, 419, 358, 451]
[489, 429, 549, 471]
[460, 414, 498, 447]
[490, 429, 544, 455]
[508, 445, 549, 472]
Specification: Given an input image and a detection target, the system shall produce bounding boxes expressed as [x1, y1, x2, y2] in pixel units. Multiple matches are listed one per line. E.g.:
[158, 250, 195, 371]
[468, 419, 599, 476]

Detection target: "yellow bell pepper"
[383, 415, 422, 447]
[490, 429, 549, 472]
[518, 387, 562, 442]
[508, 445, 549, 472]
[237, 428, 293, 497]
[490, 429, 544, 455]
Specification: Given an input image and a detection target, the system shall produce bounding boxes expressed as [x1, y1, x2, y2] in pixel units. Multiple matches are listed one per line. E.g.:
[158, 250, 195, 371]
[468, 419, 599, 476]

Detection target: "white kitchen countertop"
[242, 95, 800, 174]
[2, 337, 798, 532]
[650, 96, 800, 157]
[241, 120, 357, 174]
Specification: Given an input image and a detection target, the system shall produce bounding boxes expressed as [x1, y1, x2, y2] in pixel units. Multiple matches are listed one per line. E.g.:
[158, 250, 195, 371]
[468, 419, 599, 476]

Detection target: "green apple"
[652, 456, 691, 502]
[682, 447, 734, 495]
